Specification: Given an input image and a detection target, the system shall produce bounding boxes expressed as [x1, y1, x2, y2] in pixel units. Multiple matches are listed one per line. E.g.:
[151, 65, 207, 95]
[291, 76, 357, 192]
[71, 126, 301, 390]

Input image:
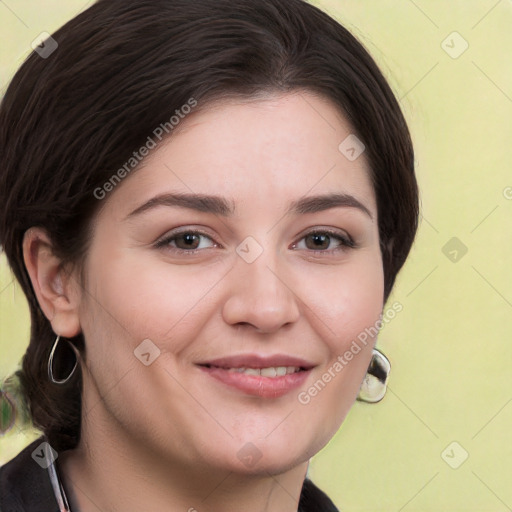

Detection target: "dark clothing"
[0, 438, 338, 511]
[0, 438, 60, 511]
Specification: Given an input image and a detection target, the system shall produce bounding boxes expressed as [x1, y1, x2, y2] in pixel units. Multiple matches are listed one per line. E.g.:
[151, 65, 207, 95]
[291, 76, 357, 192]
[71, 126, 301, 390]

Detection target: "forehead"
[105, 92, 376, 219]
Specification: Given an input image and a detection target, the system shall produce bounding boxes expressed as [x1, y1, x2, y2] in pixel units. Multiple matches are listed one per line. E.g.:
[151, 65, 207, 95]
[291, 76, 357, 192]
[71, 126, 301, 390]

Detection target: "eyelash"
[154, 228, 356, 255]
[292, 229, 356, 253]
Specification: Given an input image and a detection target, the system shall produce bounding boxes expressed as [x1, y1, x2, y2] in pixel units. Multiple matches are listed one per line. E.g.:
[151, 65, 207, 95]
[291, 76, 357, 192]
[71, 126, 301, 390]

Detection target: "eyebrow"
[125, 192, 372, 220]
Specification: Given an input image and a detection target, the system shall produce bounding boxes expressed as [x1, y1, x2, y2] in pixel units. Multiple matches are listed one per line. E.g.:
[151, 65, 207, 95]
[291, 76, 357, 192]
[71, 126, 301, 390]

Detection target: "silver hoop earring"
[357, 348, 390, 403]
[48, 335, 80, 385]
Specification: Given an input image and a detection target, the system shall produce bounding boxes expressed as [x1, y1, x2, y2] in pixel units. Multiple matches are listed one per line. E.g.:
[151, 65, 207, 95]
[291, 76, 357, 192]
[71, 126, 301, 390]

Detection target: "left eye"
[294, 231, 354, 251]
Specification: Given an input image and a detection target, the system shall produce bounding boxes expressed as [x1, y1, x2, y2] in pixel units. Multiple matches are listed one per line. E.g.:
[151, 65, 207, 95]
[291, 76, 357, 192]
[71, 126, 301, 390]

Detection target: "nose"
[222, 253, 300, 334]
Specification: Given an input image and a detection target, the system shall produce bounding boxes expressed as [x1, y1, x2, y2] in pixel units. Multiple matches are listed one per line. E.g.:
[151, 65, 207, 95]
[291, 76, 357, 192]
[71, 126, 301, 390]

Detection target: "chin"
[229, 450, 310, 477]
[217, 432, 326, 477]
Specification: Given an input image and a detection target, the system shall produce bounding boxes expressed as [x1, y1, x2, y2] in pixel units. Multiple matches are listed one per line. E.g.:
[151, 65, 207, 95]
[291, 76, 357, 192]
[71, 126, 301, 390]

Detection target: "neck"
[58, 398, 309, 512]
[59, 443, 308, 512]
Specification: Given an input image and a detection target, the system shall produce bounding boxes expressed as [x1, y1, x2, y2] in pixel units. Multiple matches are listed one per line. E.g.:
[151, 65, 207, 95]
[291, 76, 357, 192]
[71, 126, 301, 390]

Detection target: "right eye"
[154, 229, 218, 253]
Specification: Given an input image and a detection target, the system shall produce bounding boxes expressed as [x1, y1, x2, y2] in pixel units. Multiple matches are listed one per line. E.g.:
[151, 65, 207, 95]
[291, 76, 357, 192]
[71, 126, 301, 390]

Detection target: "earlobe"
[22, 227, 82, 338]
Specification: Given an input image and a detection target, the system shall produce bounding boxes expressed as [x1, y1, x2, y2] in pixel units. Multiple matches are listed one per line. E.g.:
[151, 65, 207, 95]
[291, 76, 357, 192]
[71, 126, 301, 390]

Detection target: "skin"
[23, 91, 384, 512]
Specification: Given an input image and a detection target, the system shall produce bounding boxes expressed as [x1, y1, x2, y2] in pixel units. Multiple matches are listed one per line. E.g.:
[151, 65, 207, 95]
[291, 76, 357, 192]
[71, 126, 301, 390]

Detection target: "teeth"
[260, 367, 277, 377]
[222, 366, 300, 377]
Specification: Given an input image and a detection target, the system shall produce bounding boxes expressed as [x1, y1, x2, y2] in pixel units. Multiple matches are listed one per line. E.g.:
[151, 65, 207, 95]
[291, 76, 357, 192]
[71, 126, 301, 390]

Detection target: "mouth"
[196, 355, 315, 398]
[199, 364, 305, 377]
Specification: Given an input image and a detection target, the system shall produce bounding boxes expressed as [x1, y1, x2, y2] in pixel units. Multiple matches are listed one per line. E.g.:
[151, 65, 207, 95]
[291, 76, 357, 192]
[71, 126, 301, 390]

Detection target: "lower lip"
[198, 366, 311, 398]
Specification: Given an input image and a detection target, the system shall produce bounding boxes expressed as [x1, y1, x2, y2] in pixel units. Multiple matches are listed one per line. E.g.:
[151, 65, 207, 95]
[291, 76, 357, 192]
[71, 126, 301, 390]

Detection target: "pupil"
[308, 234, 329, 249]
[179, 233, 199, 249]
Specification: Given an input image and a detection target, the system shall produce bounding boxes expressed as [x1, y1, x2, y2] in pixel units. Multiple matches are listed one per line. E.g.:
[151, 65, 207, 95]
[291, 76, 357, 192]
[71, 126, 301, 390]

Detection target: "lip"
[196, 354, 316, 399]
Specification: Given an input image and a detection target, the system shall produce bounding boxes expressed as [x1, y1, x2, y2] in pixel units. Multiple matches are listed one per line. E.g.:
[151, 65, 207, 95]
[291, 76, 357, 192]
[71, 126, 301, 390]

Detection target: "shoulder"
[0, 437, 59, 512]
[299, 478, 340, 512]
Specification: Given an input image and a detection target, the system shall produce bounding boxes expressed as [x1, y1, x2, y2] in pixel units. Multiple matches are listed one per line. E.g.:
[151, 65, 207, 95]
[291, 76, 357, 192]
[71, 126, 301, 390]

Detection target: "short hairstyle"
[0, 0, 418, 451]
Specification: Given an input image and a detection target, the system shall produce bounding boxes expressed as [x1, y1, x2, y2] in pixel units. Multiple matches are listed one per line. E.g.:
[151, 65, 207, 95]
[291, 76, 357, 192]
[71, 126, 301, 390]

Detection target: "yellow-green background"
[1, 1, 511, 510]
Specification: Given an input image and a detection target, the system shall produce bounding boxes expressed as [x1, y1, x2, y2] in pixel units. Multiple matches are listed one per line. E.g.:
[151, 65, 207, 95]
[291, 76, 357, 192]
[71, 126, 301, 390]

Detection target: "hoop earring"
[48, 336, 80, 385]
[357, 348, 390, 403]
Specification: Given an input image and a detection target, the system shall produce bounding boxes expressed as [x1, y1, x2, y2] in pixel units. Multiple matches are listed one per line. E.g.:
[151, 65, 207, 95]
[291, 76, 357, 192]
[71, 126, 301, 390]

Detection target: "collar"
[48, 452, 72, 511]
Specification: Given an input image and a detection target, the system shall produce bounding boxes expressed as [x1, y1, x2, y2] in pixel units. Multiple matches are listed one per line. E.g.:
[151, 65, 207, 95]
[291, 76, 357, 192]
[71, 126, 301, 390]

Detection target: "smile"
[203, 365, 303, 377]
[196, 355, 315, 398]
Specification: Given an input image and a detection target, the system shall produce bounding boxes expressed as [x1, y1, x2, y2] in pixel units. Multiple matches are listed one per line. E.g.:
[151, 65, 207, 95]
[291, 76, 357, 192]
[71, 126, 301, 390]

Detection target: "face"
[75, 92, 384, 475]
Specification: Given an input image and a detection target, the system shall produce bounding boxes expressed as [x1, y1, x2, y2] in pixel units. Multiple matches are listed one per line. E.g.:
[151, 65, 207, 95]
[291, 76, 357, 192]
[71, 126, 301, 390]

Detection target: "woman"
[0, 0, 418, 510]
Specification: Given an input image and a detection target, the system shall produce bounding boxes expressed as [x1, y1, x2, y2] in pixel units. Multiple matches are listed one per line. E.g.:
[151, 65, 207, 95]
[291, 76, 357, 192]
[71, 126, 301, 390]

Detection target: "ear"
[22, 227, 82, 338]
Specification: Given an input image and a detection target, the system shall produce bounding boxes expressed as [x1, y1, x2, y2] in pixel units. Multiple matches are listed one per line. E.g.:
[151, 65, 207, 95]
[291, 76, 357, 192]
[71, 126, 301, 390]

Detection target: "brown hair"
[0, 0, 418, 453]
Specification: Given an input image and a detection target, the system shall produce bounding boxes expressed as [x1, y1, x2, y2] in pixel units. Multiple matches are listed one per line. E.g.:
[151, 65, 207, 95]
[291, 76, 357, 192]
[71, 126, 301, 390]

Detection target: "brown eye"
[155, 230, 216, 252]
[293, 230, 355, 253]
[304, 233, 331, 250]
[174, 233, 201, 250]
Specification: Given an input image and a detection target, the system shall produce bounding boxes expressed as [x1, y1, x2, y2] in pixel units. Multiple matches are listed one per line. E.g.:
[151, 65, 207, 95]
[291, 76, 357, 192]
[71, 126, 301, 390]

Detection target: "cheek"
[81, 246, 228, 354]
[303, 251, 384, 349]
[294, 252, 384, 423]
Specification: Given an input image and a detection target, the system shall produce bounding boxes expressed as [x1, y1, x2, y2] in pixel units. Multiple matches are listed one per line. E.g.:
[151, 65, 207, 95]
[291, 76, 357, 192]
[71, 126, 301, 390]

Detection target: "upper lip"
[197, 354, 316, 370]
